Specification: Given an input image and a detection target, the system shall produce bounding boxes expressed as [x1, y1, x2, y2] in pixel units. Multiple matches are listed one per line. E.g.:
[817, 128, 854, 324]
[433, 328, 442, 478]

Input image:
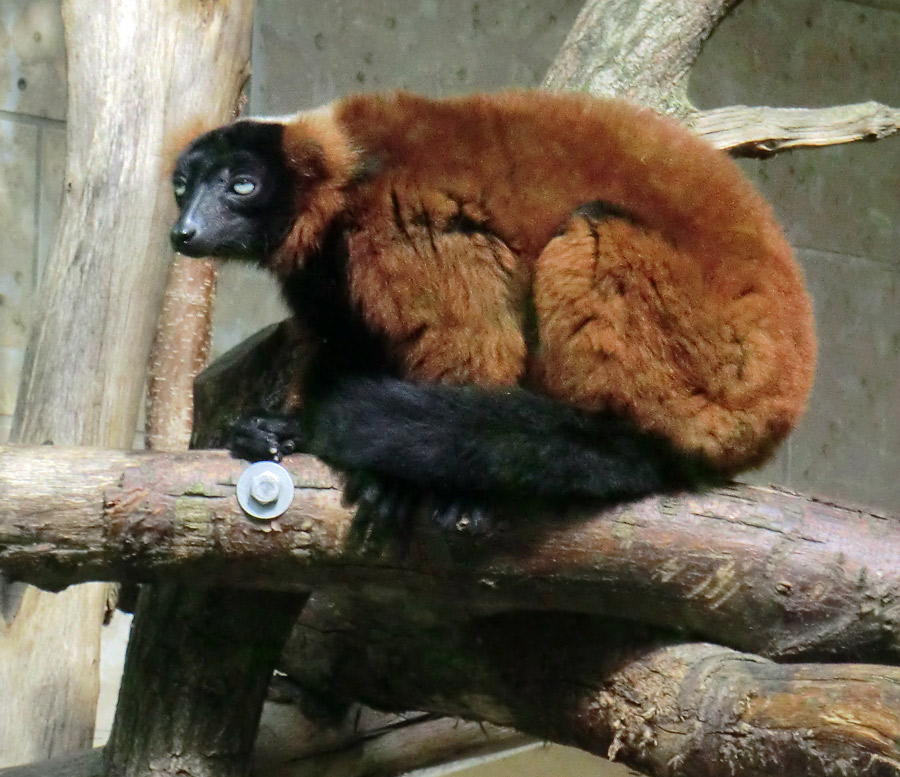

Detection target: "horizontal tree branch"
[8, 601, 900, 777]
[2, 443, 900, 662]
[693, 100, 900, 153]
[282, 601, 900, 777]
[542, 0, 900, 157]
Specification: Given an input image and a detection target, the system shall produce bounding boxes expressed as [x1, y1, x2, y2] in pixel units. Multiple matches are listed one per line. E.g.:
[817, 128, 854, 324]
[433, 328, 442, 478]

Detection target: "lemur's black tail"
[307, 376, 719, 503]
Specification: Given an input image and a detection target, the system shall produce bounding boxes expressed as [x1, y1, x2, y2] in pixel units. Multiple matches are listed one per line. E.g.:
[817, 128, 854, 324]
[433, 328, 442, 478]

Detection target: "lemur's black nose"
[170, 223, 197, 252]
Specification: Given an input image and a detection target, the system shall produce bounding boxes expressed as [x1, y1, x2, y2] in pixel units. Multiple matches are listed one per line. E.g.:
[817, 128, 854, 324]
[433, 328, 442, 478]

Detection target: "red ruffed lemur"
[170, 90, 816, 537]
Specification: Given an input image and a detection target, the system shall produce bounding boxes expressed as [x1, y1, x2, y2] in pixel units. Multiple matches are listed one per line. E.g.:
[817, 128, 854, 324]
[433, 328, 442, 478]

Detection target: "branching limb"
[544, 0, 900, 155]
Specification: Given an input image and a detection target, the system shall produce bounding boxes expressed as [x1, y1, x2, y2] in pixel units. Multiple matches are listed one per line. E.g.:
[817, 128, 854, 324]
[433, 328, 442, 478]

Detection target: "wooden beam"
[2, 443, 900, 663]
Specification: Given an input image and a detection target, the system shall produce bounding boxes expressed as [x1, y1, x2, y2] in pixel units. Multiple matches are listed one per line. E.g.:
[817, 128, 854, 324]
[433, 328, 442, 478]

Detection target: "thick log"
[8, 617, 900, 777]
[8, 616, 900, 777]
[284, 602, 900, 777]
[0, 0, 250, 762]
[2, 442, 900, 663]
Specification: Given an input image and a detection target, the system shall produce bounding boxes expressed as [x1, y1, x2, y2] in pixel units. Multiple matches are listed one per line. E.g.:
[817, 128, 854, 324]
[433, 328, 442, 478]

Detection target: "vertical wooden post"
[72, 2, 309, 775]
[104, 586, 308, 777]
[0, 0, 253, 767]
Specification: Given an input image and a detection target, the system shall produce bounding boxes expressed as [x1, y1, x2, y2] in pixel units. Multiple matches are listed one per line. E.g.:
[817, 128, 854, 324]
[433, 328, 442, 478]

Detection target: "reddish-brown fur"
[163, 118, 220, 178]
[268, 91, 816, 473]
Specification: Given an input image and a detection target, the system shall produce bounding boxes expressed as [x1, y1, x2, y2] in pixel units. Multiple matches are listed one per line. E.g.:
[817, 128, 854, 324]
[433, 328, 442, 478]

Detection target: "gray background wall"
[1, 0, 898, 774]
[692, 0, 900, 510]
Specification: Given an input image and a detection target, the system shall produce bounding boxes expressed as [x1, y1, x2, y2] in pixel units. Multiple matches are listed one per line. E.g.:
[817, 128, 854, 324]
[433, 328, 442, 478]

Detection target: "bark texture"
[542, 0, 738, 115]
[284, 601, 900, 777]
[2, 442, 900, 664]
[1, 0, 252, 771]
[694, 100, 900, 154]
[543, 0, 900, 154]
[104, 586, 307, 777]
[96, 3, 260, 774]
[145, 256, 217, 452]
[0, 0, 254, 762]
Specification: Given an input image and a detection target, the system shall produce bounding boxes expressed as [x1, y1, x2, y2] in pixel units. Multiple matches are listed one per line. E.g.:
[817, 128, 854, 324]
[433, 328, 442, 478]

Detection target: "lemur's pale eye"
[232, 178, 256, 195]
[173, 178, 187, 198]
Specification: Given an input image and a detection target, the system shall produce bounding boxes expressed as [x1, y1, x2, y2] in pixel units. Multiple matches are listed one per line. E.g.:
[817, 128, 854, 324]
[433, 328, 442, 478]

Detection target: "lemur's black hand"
[229, 413, 306, 462]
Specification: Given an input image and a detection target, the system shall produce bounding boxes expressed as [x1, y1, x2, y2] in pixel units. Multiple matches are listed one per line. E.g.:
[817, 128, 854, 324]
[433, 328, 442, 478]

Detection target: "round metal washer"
[236, 461, 295, 520]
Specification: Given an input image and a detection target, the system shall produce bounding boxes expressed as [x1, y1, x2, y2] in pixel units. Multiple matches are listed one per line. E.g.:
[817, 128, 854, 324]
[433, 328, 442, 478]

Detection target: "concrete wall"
[0, 0, 898, 773]
[691, 0, 900, 509]
[0, 0, 66, 443]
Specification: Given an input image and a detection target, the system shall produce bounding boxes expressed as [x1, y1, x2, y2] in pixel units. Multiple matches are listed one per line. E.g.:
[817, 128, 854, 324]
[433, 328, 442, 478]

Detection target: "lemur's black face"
[170, 122, 295, 260]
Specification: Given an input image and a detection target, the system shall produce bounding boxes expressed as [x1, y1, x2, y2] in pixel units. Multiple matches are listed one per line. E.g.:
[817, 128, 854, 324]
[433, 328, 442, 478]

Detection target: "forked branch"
[545, 0, 900, 153]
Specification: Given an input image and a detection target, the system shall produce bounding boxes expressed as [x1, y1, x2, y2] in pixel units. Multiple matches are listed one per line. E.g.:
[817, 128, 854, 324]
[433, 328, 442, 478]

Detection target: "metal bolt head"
[236, 461, 295, 520]
[250, 471, 280, 504]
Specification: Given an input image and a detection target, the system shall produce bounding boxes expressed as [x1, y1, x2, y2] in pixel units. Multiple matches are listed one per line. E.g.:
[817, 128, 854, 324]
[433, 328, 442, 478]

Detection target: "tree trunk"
[542, 0, 737, 114]
[65, 2, 268, 775]
[0, 0, 254, 769]
[104, 586, 306, 777]
[0, 0, 245, 764]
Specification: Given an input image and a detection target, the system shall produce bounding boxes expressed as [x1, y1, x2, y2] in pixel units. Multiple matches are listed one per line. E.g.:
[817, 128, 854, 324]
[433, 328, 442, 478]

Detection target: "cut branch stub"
[694, 100, 900, 154]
